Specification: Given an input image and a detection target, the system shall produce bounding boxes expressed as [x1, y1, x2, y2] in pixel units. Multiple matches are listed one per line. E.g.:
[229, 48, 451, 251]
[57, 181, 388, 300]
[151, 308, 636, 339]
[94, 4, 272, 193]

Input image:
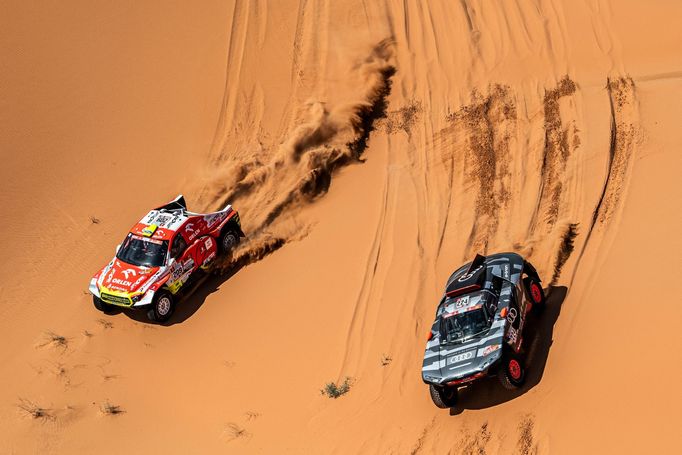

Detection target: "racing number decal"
[454, 296, 469, 309]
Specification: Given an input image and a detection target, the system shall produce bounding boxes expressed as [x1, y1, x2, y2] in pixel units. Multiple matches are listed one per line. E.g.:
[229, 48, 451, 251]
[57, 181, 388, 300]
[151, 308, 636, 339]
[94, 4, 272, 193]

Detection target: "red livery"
[89, 195, 244, 322]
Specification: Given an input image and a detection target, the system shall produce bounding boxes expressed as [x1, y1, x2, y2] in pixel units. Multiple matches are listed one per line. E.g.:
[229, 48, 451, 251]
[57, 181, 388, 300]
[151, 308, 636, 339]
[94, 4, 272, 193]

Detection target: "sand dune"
[1, 1, 681, 453]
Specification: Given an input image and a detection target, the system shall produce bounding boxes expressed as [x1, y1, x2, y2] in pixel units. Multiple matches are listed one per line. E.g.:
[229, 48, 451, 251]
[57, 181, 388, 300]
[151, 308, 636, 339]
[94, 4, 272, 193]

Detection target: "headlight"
[89, 279, 100, 297]
[423, 374, 441, 383]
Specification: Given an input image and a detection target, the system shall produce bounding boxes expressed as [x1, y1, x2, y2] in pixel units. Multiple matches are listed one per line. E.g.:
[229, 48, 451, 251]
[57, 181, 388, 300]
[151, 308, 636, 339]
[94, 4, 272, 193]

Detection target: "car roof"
[439, 291, 487, 317]
[129, 209, 189, 241]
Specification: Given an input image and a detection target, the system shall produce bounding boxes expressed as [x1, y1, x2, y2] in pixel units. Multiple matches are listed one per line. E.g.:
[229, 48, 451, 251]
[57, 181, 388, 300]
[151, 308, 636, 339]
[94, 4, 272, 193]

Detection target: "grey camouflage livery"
[421, 252, 538, 386]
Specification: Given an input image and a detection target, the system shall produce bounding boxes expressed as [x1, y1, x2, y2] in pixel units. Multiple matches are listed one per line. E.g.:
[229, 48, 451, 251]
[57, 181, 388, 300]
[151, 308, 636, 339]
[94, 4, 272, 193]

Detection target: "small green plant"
[320, 377, 353, 399]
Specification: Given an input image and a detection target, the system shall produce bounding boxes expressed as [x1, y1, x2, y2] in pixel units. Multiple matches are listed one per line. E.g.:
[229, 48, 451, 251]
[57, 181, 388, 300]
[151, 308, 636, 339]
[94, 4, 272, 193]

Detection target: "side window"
[170, 234, 187, 259]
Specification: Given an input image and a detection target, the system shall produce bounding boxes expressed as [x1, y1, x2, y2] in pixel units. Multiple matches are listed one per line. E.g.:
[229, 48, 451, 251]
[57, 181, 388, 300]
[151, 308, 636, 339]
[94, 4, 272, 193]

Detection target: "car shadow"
[121, 264, 245, 326]
[448, 285, 567, 415]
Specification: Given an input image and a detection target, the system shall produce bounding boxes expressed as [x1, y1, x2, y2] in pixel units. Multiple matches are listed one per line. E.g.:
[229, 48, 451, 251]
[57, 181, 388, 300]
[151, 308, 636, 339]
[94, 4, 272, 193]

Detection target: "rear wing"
[155, 194, 187, 212]
[445, 254, 487, 297]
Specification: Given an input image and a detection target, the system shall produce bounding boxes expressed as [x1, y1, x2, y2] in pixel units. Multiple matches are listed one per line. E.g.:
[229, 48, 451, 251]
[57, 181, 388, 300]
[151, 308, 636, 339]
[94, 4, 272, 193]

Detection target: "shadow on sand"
[448, 285, 567, 415]
[120, 265, 245, 326]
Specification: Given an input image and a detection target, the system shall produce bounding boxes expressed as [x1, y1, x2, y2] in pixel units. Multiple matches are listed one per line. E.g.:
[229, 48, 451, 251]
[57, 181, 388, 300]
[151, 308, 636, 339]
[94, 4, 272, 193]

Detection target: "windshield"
[116, 234, 168, 267]
[440, 308, 489, 343]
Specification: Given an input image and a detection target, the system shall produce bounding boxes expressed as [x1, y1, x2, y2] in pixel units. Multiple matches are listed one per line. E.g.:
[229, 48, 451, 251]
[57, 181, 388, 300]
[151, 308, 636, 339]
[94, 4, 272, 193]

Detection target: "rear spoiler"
[445, 254, 487, 297]
[155, 194, 187, 211]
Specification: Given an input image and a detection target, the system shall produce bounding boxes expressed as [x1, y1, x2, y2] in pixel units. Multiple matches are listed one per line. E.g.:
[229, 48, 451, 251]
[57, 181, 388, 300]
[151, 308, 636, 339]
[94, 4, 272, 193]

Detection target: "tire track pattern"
[447, 85, 516, 257]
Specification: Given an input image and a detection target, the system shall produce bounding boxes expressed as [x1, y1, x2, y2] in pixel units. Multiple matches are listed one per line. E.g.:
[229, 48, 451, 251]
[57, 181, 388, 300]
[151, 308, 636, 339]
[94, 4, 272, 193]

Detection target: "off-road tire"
[93, 295, 117, 314]
[219, 230, 239, 255]
[429, 384, 458, 409]
[148, 291, 175, 323]
[498, 352, 526, 390]
[524, 276, 546, 315]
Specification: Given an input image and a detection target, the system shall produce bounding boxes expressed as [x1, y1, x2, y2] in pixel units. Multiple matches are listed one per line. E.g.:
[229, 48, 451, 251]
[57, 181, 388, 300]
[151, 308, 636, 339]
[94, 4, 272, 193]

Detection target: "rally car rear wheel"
[498, 354, 526, 390]
[148, 291, 175, 323]
[219, 230, 239, 255]
[524, 277, 546, 315]
[429, 384, 458, 409]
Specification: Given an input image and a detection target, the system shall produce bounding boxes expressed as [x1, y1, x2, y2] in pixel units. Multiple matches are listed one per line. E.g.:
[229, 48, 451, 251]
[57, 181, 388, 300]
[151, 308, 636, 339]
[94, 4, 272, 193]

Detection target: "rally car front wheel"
[429, 384, 458, 409]
[498, 353, 526, 390]
[93, 296, 117, 315]
[147, 291, 175, 323]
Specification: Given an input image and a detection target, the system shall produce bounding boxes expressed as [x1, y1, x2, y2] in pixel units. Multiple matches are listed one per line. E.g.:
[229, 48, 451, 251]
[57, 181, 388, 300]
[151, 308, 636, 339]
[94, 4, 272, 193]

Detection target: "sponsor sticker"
[482, 344, 501, 356]
[506, 327, 518, 345]
[132, 234, 163, 245]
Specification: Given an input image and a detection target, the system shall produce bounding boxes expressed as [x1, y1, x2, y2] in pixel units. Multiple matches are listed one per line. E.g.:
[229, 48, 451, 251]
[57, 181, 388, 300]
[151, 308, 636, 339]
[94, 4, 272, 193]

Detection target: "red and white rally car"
[89, 195, 244, 322]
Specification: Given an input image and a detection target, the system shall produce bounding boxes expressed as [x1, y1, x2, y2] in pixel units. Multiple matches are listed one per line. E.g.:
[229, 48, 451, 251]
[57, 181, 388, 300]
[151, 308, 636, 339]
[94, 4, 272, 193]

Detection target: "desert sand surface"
[1, 1, 681, 453]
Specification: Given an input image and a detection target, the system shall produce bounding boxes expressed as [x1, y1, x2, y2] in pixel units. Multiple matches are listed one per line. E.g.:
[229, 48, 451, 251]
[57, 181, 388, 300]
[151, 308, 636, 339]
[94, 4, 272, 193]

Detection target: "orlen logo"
[186, 222, 201, 241]
[122, 269, 137, 280]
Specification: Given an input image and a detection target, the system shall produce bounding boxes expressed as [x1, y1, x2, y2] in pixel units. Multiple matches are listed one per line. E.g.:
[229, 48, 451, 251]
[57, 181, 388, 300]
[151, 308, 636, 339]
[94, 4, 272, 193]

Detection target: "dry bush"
[100, 401, 124, 415]
[39, 331, 69, 350]
[97, 319, 114, 329]
[224, 422, 248, 440]
[17, 398, 53, 420]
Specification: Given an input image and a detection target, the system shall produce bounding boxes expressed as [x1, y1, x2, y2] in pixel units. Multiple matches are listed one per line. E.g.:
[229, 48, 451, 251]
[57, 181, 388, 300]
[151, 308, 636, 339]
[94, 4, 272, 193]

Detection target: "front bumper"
[423, 369, 489, 387]
[422, 354, 502, 387]
[90, 279, 154, 308]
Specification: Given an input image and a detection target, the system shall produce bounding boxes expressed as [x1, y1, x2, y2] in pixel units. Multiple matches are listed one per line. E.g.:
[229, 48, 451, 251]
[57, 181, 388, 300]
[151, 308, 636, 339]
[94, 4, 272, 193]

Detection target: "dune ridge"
[1, 1, 680, 454]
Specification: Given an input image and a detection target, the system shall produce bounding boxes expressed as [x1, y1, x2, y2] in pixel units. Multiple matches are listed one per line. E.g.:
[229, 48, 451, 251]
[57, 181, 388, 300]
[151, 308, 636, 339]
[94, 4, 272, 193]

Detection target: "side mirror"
[115, 244, 121, 254]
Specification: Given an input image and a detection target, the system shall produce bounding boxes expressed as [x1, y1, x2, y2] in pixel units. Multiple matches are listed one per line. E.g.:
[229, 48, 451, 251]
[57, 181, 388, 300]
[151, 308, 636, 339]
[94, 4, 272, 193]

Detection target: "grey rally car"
[422, 253, 545, 408]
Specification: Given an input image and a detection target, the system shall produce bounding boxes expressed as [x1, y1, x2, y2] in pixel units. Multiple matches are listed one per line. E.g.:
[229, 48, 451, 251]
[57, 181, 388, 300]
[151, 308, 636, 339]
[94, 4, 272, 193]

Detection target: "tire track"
[448, 85, 516, 258]
[570, 76, 639, 284]
[530, 76, 578, 232]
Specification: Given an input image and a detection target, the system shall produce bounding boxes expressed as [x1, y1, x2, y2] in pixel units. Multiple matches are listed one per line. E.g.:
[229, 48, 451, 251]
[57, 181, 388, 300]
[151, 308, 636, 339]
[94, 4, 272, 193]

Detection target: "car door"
[505, 286, 524, 352]
[194, 235, 218, 268]
[168, 233, 196, 293]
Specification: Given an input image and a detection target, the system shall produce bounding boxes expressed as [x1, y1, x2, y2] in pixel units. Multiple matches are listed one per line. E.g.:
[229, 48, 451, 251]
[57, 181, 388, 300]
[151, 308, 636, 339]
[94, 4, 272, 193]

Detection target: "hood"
[99, 259, 159, 294]
[422, 319, 505, 383]
[437, 333, 502, 378]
